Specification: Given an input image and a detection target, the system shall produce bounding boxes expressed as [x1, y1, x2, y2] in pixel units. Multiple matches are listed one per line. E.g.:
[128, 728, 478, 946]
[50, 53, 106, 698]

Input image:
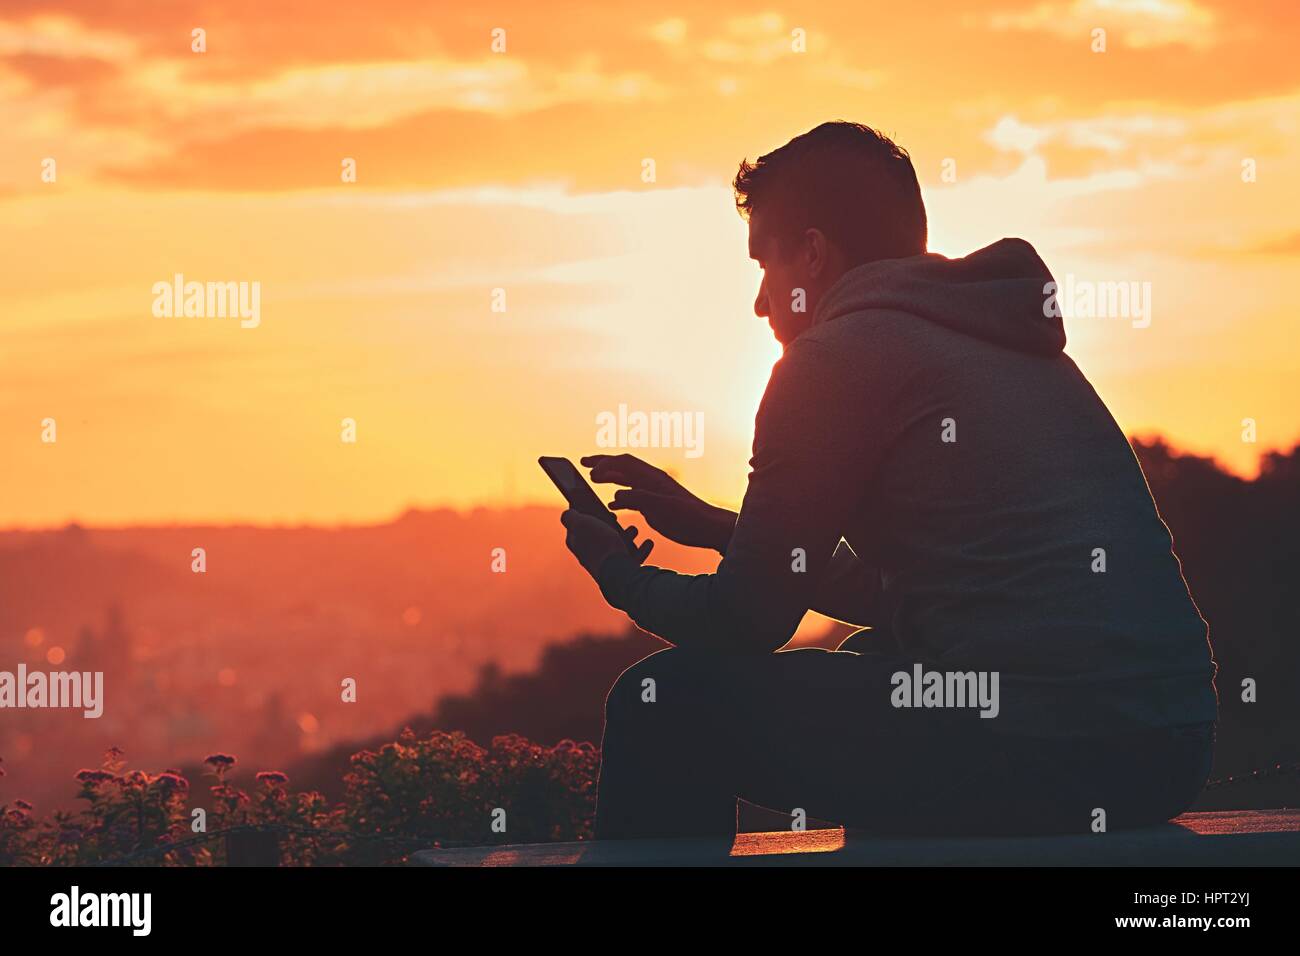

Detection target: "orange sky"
[3, 0, 1298, 526]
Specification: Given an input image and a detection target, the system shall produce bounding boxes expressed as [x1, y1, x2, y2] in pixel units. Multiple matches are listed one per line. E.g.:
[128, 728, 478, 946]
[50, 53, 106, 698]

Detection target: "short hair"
[733, 121, 927, 266]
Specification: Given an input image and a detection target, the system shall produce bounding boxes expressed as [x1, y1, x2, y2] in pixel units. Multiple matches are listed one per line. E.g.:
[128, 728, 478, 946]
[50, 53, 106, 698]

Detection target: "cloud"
[0, 10, 669, 191]
[108, 54, 666, 132]
[0, 0, 1291, 199]
[986, 115, 1054, 153]
[986, 113, 1189, 155]
[988, 0, 1218, 50]
[0, 13, 136, 60]
[650, 13, 799, 64]
[1218, 232, 1300, 258]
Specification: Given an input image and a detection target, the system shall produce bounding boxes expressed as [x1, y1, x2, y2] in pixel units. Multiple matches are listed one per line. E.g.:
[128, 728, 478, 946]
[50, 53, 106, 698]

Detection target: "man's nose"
[753, 277, 769, 318]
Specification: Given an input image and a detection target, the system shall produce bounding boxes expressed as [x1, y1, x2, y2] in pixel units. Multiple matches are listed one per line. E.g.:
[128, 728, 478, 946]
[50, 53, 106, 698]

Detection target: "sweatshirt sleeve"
[596, 337, 880, 653]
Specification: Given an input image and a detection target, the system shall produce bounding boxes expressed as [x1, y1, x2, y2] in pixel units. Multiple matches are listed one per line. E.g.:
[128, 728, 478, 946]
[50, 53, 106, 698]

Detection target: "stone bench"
[411, 810, 1300, 866]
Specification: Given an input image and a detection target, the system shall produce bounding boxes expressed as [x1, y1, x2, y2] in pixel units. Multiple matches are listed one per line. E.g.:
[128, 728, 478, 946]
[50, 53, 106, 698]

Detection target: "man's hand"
[582, 453, 738, 554]
[561, 510, 653, 578]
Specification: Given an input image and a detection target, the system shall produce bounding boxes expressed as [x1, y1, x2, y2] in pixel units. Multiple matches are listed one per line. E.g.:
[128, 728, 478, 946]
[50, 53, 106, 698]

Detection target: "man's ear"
[807, 227, 848, 281]
[804, 227, 831, 278]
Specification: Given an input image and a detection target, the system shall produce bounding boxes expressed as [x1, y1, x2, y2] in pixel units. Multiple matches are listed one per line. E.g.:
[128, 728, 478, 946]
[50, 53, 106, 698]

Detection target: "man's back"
[800, 237, 1218, 735]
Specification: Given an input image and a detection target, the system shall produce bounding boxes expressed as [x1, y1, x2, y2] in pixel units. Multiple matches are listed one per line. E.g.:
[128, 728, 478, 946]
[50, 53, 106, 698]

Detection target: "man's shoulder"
[791, 308, 934, 373]
[801, 307, 930, 349]
[765, 313, 920, 409]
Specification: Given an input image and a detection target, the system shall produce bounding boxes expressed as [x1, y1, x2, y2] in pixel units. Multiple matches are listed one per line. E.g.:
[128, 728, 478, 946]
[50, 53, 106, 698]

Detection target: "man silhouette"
[560, 121, 1218, 840]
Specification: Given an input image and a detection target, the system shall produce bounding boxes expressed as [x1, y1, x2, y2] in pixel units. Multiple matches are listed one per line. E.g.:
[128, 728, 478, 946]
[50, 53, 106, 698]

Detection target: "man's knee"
[605, 647, 722, 718]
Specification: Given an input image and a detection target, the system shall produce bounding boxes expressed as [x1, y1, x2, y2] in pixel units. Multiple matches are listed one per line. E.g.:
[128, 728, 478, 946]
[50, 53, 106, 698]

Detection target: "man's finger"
[583, 453, 644, 470]
[633, 538, 654, 564]
[585, 453, 652, 483]
[601, 453, 646, 468]
[563, 508, 610, 528]
[610, 488, 671, 511]
[562, 509, 608, 531]
[610, 488, 647, 508]
[582, 455, 627, 482]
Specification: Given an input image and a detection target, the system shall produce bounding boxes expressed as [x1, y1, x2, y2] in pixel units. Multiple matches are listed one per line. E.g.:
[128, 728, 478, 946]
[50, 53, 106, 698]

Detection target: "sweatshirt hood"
[811, 238, 1065, 356]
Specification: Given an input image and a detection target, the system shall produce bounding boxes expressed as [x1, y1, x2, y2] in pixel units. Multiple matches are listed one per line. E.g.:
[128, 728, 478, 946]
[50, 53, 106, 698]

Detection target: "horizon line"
[2, 433, 1293, 535]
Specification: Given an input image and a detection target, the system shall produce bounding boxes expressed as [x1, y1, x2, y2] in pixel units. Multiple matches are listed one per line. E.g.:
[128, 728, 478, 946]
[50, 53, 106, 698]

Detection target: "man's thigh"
[674, 646, 995, 826]
[707, 650, 1213, 835]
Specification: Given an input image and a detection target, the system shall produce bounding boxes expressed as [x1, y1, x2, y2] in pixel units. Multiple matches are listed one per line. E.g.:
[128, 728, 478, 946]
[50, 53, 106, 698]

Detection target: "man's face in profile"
[748, 209, 815, 348]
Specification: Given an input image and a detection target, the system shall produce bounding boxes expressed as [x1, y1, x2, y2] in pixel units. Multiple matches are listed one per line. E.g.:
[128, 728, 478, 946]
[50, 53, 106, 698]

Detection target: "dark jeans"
[595, 645, 1215, 840]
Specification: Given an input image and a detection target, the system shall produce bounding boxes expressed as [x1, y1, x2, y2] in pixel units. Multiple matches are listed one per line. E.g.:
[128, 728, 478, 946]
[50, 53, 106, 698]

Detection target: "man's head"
[735, 121, 928, 346]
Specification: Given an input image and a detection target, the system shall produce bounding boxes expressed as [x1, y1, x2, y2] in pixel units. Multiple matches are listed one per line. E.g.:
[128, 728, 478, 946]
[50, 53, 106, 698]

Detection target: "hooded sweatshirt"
[597, 238, 1219, 737]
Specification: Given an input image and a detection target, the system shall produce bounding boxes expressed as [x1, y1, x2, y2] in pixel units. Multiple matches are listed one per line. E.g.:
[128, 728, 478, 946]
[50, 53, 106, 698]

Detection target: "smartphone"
[538, 456, 637, 551]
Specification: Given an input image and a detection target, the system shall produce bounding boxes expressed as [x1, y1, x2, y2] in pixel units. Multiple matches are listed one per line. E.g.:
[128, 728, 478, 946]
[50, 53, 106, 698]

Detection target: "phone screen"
[538, 456, 636, 550]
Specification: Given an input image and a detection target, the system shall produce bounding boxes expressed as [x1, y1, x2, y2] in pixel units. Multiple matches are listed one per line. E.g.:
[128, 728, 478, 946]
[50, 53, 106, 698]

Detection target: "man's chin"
[773, 315, 817, 347]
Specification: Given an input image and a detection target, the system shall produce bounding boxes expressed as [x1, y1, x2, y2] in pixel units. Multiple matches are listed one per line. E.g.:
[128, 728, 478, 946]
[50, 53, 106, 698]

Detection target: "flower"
[256, 771, 289, 786]
[75, 769, 115, 785]
[153, 772, 189, 792]
[203, 753, 237, 769]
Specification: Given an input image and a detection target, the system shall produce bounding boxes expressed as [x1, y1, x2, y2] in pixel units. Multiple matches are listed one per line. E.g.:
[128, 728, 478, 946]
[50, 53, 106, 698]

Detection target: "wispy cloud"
[988, 0, 1218, 49]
